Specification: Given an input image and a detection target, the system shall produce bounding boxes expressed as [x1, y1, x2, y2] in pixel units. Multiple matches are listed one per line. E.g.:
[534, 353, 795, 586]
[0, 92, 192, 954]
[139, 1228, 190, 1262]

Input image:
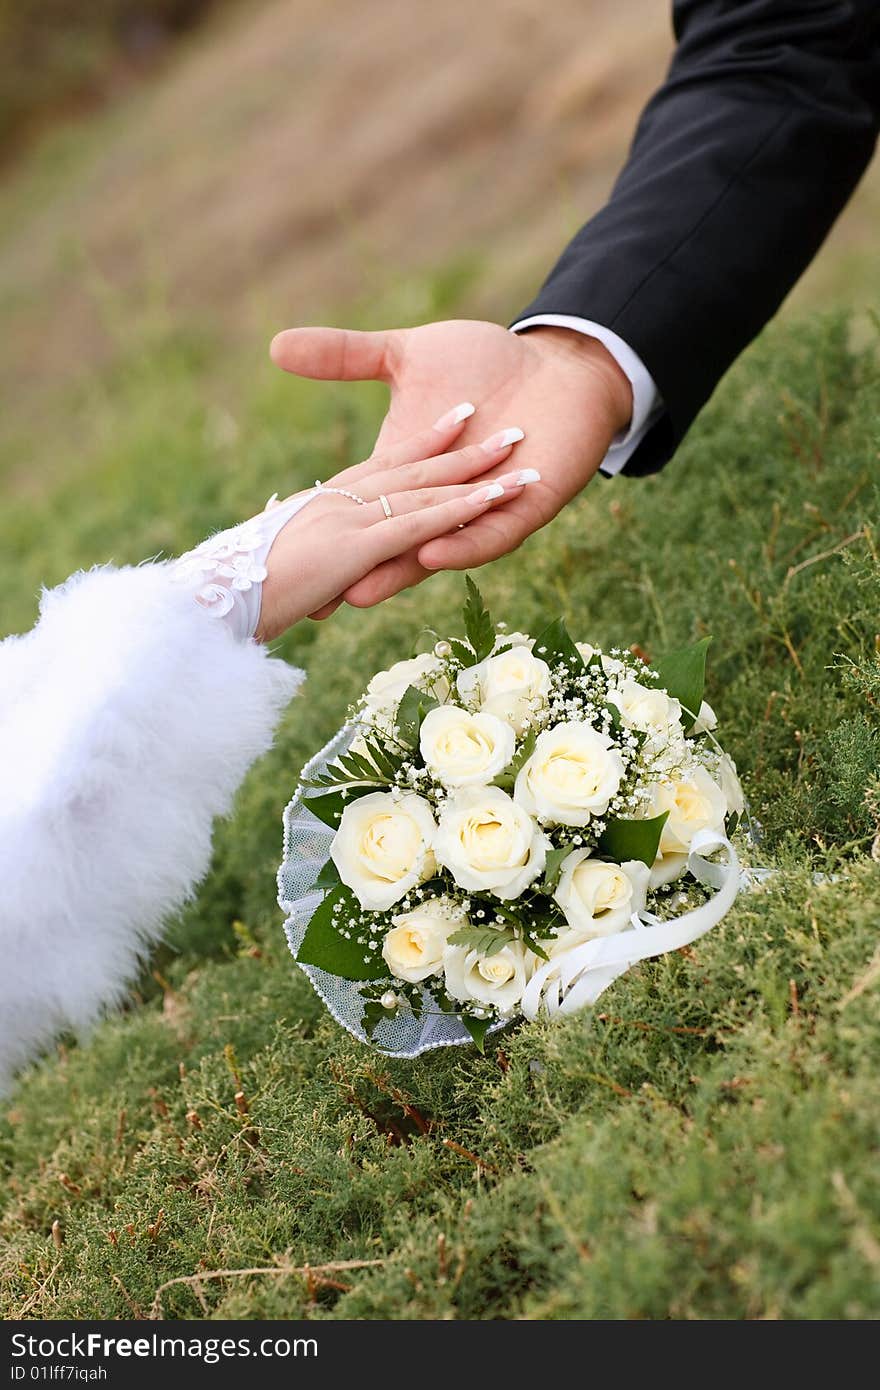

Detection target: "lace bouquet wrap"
[278, 581, 743, 1058]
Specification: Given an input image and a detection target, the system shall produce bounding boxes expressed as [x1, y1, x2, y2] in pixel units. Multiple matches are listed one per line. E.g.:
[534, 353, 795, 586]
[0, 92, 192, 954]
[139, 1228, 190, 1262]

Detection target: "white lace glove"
[171, 489, 319, 641]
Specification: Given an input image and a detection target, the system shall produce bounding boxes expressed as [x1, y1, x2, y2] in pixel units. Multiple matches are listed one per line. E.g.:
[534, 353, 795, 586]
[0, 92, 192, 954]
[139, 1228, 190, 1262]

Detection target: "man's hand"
[269, 320, 633, 608]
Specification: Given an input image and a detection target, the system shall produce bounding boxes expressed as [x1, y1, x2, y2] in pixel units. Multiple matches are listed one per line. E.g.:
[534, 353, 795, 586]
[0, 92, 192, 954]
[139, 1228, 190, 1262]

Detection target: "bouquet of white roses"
[278, 580, 744, 1056]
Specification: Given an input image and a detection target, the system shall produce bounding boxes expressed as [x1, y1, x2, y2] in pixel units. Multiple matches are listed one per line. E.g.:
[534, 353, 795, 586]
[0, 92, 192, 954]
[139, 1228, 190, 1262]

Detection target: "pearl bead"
[380, 991, 398, 1010]
[434, 640, 451, 658]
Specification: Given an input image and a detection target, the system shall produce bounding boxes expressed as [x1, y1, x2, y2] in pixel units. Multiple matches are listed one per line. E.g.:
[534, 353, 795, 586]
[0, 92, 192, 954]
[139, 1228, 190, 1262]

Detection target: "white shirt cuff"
[510, 314, 663, 476]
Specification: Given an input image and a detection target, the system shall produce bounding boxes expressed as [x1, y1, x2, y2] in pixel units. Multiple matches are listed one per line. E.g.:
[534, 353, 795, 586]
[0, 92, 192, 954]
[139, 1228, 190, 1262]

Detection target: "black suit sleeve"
[516, 0, 880, 475]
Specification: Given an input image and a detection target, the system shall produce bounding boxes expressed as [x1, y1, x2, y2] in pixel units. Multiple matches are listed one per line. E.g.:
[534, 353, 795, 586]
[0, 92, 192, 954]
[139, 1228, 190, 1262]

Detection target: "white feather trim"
[0, 563, 302, 1092]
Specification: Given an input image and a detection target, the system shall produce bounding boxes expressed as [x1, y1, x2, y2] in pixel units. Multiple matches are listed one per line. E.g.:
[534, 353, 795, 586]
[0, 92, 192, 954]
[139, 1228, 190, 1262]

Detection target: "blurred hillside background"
[2, 0, 879, 510]
[1, 1, 879, 1321]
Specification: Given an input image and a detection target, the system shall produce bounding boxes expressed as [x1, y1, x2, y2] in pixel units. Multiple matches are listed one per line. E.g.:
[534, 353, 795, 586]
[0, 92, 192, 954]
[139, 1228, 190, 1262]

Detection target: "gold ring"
[378, 494, 393, 519]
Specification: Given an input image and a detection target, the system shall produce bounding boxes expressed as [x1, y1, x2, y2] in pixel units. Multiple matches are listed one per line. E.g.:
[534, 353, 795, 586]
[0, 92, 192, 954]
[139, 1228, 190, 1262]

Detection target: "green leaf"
[598, 811, 669, 867]
[651, 636, 712, 730]
[522, 930, 550, 962]
[296, 885, 386, 981]
[486, 897, 530, 930]
[308, 858, 341, 892]
[543, 843, 575, 890]
[462, 1014, 493, 1052]
[359, 737, 400, 779]
[302, 784, 377, 829]
[533, 616, 585, 673]
[493, 726, 537, 789]
[449, 638, 478, 668]
[447, 924, 514, 956]
[604, 700, 622, 733]
[727, 810, 739, 838]
[302, 735, 398, 790]
[396, 683, 441, 748]
[463, 575, 495, 662]
[362, 999, 391, 1038]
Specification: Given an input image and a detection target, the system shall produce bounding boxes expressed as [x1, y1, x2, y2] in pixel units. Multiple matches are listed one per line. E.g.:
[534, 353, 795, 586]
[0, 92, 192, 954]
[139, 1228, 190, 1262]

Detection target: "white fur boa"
[0, 563, 302, 1092]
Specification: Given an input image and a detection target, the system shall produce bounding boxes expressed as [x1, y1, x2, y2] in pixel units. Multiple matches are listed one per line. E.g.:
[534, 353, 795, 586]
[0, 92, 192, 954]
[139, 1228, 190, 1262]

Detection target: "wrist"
[523, 326, 633, 437]
[254, 573, 289, 644]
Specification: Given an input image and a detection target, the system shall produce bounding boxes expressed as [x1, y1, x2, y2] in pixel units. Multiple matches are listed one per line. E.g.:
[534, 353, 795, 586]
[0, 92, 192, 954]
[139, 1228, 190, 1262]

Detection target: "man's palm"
[270, 319, 630, 606]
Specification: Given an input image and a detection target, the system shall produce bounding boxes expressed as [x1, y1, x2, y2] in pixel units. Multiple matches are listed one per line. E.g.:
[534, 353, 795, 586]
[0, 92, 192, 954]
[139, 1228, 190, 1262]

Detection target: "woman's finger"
[352, 428, 526, 501]
[328, 402, 476, 489]
[366, 466, 540, 519]
[365, 475, 536, 564]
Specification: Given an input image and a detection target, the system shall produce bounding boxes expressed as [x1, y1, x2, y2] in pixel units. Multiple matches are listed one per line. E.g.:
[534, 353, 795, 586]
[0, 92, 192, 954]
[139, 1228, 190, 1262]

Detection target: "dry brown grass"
[0, 0, 877, 482]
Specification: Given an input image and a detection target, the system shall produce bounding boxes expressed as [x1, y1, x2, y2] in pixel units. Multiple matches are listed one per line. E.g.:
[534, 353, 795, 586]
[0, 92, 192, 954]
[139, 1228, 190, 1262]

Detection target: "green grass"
[1, 302, 879, 1320]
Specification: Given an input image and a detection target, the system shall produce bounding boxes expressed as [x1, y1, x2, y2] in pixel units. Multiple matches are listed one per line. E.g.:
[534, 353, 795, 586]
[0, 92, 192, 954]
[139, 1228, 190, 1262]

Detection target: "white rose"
[382, 897, 464, 983]
[553, 852, 650, 943]
[601, 653, 627, 678]
[652, 764, 728, 853]
[575, 641, 596, 664]
[649, 853, 688, 888]
[691, 700, 718, 735]
[419, 705, 515, 788]
[457, 647, 551, 734]
[514, 722, 624, 826]
[362, 654, 449, 722]
[717, 753, 744, 816]
[330, 791, 436, 911]
[434, 785, 548, 898]
[647, 764, 727, 887]
[443, 939, 531, 1014]
[493, 631, 534, 652]
[608, 677, 682, 735]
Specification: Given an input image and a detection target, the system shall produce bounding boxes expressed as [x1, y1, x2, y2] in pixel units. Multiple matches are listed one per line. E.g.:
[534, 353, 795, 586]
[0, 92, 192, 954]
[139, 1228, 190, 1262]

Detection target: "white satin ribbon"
[520, 827, 741, 1020]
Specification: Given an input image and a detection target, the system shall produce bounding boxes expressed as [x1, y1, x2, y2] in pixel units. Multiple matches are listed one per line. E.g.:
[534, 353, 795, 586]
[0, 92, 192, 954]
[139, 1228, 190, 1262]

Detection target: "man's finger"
[308, 598, 343, 620]
[417, 509, 529, 571]
[269, 326, 399, 382]
[344, 551, 428, 607]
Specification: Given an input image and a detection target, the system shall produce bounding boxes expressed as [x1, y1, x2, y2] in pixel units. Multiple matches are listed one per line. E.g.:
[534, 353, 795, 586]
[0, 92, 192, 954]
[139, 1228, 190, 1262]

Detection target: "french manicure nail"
[481, 427, 525, 451]
[473, 482, 506, 503]
[491, 468, 541, 490]
[433, 401, 476, 430]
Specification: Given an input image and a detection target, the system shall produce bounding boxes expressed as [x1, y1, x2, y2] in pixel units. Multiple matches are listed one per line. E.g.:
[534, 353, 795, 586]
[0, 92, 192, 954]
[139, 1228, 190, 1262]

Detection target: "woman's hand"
[269, 321, 633, 609]
[254, 407, 533, 641]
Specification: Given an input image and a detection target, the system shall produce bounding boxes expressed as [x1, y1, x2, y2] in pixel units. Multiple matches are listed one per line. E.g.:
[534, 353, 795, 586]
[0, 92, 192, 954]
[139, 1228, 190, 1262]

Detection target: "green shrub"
[1, 310, 878, 1319]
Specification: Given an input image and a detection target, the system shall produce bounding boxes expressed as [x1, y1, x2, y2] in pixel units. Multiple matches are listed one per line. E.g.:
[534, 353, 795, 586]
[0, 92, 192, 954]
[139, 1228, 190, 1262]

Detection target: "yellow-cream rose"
[553, 852, 650, 942]
[456, 647, 551, 734]
[362, 654, 449, 723]
[434, 785, 548, 898]
[514, 722, 624, 826]
[647, 764, 727, 886]
[608, 677, 682, 734]
[382, 897, 464, 983]
[419, 705, 515, 788]
[330, 791, 436, 911]
[443, 938, 531, 1014]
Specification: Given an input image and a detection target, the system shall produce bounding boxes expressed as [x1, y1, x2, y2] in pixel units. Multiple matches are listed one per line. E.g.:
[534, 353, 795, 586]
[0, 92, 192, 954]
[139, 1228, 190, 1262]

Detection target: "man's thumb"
[269, 326, 397, 382]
